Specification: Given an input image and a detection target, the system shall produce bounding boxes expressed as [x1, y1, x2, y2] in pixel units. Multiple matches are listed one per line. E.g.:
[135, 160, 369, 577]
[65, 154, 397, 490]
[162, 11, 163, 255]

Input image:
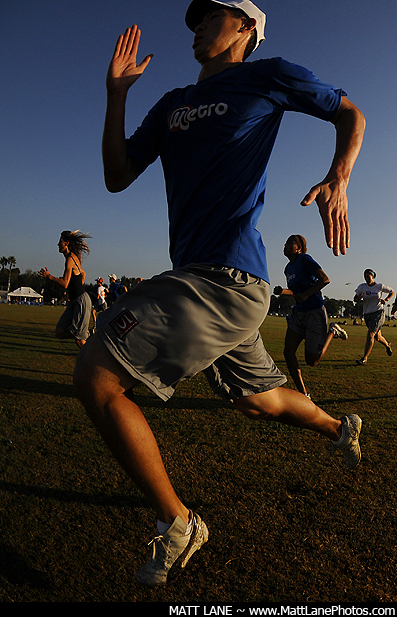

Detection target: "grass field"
[1, 304, 397, 603]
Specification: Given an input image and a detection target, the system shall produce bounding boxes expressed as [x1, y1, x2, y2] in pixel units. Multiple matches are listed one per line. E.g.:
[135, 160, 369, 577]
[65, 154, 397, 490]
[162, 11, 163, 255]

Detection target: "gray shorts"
[94, 301, 107, 312]
[364, 309, 385, 333]
[286, 305, 328, 355]
[96, 264, 286, 402]
[57, 292, 92, 341]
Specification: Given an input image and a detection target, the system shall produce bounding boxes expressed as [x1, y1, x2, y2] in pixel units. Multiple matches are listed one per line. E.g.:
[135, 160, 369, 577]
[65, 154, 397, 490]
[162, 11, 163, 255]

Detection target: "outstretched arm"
[38, 257, 74, 289]
[102, 25, 153, 193]
[301, 97, 366, 257]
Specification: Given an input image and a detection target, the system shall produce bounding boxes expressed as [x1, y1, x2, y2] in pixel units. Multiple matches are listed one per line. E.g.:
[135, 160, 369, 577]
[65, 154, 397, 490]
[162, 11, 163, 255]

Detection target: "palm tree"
[7, 256, 16, 292]
[0, 256, 8, 288]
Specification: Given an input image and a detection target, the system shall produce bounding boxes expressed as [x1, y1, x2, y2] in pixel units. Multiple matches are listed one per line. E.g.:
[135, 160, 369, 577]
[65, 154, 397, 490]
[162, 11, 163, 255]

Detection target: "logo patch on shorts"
[110, 310, 138, 339]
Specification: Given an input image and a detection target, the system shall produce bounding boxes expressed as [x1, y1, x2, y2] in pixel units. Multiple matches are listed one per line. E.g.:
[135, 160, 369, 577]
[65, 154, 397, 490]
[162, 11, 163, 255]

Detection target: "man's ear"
[239, 17, 256, 32]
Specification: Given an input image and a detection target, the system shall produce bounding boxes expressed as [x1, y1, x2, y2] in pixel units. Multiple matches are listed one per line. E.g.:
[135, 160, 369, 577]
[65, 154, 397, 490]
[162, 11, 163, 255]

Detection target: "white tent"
[7, 286, 43, 303]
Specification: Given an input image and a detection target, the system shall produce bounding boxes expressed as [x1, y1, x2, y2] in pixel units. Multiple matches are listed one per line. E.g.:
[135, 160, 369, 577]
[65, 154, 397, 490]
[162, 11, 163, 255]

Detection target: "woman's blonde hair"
[61, 230, 91, 261]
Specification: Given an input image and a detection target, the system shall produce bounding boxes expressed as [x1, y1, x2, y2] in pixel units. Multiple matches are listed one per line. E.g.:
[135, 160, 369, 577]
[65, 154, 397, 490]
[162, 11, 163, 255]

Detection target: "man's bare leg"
[283, 328, 307, 395]
[73, 334, 189, 525]
[233, 386, 342, 441]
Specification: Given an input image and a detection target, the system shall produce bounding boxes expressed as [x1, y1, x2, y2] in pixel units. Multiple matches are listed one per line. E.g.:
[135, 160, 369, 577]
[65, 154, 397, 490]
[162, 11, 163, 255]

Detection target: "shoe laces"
[147, 535, 167, 562]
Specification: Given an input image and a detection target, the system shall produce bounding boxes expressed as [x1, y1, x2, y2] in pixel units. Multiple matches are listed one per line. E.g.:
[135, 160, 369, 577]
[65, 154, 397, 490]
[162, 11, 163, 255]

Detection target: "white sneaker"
[329, 322, 348, 340]
[135, 511, 208, 587]
[333, 414, 362, 469]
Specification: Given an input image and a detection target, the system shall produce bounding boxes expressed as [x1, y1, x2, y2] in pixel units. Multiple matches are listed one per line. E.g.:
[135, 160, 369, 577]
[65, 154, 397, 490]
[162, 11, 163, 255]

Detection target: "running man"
[73, 0, 365, 586]
[354, 269, 394, 365]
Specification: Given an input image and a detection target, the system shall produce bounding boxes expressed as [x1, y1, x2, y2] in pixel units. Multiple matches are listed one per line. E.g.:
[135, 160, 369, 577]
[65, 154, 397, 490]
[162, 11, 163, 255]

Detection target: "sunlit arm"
[102, 91, 138, 193]
[273, 285, 293, 297]
[301, 97, 366, 256]
[102, 25, 153, 193]
[38, 256, 84, 289]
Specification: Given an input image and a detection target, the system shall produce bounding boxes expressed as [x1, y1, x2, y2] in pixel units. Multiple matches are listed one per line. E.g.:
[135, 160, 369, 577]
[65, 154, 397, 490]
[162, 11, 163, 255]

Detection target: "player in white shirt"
[92, 277, 108, 331]
[354, 269, 394, 365]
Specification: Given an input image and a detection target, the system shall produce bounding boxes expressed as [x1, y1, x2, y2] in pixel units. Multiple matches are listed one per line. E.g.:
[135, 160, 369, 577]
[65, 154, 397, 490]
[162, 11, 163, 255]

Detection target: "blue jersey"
[284, 253, 324, 311]
[108, 282, 125, 302]
[127, 58, 345, 282]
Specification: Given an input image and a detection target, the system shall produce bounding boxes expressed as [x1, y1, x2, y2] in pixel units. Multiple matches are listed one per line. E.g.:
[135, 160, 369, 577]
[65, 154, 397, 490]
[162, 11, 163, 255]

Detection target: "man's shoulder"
[294, 252, 318, 270]
[246, 56, 304, 77]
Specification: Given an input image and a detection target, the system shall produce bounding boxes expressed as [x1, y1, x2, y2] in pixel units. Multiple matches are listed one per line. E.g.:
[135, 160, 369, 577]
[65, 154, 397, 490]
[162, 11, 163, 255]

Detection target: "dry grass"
[0, 305, 397, 603]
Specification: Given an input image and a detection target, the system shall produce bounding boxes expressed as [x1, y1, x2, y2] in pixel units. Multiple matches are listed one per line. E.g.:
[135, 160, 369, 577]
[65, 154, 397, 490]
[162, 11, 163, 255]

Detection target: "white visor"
[185, 0, 266, 51]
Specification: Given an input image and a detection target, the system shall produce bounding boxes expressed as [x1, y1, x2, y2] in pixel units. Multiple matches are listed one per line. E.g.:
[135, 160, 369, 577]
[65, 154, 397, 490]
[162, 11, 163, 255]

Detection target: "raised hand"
[106, 25, 153, 94]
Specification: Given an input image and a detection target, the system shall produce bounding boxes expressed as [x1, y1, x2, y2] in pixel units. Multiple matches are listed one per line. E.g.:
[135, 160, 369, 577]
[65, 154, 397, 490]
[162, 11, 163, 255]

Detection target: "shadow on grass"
[318, 393, 397, 405]
[0, 480, 148, 509]
[0, 365, 74, 378]
[134, 393, 228, 412]
[0, 340, 77, 356]
[0, 543, 54, 590]
[0, 374, 75, 397]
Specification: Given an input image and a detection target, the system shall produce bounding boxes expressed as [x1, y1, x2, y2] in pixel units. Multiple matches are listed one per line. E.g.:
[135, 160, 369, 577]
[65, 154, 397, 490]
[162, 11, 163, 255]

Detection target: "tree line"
[0, 256, 363, 318]
[271, 292, 366, 319]
[1, 255, 374, 316]
[0, 259, 142, 303]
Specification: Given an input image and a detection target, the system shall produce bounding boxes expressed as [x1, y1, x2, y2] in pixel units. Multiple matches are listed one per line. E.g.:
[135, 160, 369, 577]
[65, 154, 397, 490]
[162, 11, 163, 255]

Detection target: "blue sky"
[1, 0, 396, 300]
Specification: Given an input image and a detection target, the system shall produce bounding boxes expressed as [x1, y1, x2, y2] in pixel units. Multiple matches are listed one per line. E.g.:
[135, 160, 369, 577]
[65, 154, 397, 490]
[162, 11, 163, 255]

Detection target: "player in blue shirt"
[73, 0, 365, 586]
[107, 273, 127, 304]
[274, 234, 348, 397]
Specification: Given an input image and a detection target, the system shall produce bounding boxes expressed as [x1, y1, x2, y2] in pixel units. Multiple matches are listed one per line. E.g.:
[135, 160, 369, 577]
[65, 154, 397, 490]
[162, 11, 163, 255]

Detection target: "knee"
[233, 393, 279, 421]
[72, 335, 134, 417]
[305, 353, 319, 367]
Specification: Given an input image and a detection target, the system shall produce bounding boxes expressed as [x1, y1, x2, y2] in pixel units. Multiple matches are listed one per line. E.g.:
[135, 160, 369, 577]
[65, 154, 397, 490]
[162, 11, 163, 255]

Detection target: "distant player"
[39, 230, 91, 348]
[354, 269, 394, 364]
[92, 277, 107, 331]
[107, 274, 127, 305]
[274, 235, 348, 397]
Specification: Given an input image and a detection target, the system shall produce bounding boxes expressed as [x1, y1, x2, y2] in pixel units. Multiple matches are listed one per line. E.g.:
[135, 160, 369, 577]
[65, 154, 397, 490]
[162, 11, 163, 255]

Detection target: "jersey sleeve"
[380, 284, 394, 294]
[301, 253, 322, 275]
[251, 57, 347, 121]
[125, 93, 172, 177]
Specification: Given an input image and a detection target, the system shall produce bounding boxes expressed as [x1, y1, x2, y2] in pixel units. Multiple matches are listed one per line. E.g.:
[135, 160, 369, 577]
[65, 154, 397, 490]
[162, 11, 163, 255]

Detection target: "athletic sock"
[157, 520, 171, 535]
[157, 513, 193, 536]
[332, 423, 346, 446]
